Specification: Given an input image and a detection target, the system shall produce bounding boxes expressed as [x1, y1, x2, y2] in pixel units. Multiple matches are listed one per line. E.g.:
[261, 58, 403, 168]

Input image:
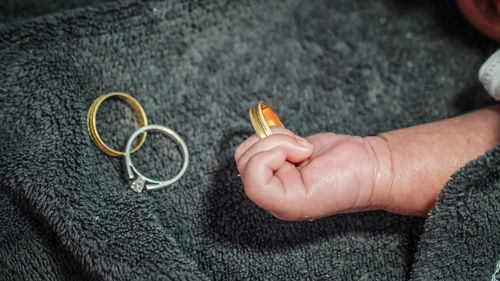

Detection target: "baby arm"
[235, 104, 500, 220]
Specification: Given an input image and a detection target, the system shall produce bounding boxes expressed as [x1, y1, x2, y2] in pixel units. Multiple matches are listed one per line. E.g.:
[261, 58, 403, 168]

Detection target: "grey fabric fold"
[1, 0, 498, 280]
[410, 144, 500, 281]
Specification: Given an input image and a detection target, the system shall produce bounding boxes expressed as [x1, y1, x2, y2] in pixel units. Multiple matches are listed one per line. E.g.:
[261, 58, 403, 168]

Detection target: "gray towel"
[1, 0, 499, 280]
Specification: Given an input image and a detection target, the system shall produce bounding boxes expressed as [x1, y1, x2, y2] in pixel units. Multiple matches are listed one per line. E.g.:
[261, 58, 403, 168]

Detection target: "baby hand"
[235, 127, 391, 220]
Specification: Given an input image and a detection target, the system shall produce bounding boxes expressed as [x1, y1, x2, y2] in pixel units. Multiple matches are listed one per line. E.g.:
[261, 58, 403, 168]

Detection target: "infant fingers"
[236, 133, 313, 174]
[234, 126, 299, 162]
[242, 148, 288, 213]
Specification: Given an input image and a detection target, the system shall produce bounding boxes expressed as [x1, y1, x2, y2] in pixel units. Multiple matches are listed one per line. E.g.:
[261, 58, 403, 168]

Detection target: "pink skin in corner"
[456, 0, 500, 42]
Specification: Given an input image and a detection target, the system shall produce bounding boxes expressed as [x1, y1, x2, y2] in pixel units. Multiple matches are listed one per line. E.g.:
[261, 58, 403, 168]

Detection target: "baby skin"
[235, 104, 500, 220]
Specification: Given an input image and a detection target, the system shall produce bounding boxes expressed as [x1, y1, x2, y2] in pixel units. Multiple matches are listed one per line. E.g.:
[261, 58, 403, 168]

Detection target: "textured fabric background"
[0, 0, 112, 24]
[1, 0, 499, 280]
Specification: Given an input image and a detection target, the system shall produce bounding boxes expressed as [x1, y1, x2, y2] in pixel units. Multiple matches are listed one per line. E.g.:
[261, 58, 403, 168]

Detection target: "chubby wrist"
[363, 136, 394, 212]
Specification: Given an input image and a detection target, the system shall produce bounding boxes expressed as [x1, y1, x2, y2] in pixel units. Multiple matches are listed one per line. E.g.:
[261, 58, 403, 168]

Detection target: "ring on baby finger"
[249, 103, 284, 139]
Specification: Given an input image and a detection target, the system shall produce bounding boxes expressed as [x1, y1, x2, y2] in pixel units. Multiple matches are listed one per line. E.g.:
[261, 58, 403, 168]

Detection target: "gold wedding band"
[87, 92, 148, 157]
[249, 103, 284, 139]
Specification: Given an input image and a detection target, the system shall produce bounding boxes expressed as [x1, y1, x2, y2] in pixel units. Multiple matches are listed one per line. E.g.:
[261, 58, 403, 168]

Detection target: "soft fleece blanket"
[1, 0, 499, 280]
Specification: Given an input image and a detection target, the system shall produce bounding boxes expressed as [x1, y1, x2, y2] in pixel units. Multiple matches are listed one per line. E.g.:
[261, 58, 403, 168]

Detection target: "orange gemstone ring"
[249, 103, 284, 139]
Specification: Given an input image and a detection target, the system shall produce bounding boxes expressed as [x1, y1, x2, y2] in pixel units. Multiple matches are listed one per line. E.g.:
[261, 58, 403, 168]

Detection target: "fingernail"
[295, 136, 313, 148]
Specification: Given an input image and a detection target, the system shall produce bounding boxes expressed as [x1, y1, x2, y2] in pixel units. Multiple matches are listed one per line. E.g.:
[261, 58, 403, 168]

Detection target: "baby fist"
[235, 128, 391, 220]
